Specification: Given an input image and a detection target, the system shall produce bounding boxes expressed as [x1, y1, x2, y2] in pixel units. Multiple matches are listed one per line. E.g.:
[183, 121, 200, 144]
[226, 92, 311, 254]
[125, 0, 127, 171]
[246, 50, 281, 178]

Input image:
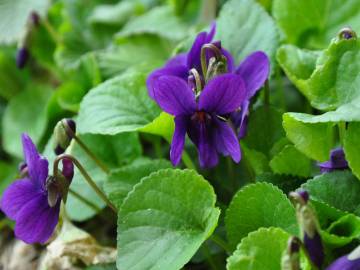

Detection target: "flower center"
[192, 111, 211, 124]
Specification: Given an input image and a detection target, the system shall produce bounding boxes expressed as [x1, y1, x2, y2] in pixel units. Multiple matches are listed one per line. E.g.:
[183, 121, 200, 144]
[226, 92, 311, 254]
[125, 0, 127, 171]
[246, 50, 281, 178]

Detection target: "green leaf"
[243, 105, 284, 156]
[302, 171, 360, 216]
[116, 6, 191, 41]
[226, 227, 290, 270]
[225, 182, 298, 249]
[282, 113, 335, 161]
[78, 70, 160, 135]
[2, 84, 52, 157]
[66, 133, 141, 221]
[256, 173, 306, 194]
[139, 112, 174, 142]
[217, 0, 279, 68]
[117, 169, 220, 270]
[270, 144, 312, 177]
[0, 162, 17, 197]
[344, 122, 360, 179]
[96, 35, 171, 79]
[273, 0, 360, 48]
[104, 158, 172, 209]
[278, 38, 360, 111]
[0, 0, 49, 44]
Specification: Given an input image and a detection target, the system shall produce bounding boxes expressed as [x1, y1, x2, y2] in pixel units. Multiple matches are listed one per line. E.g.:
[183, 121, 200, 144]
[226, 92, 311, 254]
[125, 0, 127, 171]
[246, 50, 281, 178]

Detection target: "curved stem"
[61, 120, 110, 174]
[210, 234, 231, 253]
[182, 151, 197, 171]
[68, 188, 102, 212]
[54, 154, 117, 213]
[41, 17, 62, 44]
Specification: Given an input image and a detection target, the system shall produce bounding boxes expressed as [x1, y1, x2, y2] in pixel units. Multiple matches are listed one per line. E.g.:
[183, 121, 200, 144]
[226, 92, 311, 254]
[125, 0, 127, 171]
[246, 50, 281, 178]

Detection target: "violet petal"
[170, 116, 189, 166]
[14, 194, 60, 244]
[199, 74, 246, 115]
[21, 133, 48, 190]
[236, 51, 270, 99]
[0, 179, 40, 220]
[152, 75, 196, 116]
[198, 123, 218, 168]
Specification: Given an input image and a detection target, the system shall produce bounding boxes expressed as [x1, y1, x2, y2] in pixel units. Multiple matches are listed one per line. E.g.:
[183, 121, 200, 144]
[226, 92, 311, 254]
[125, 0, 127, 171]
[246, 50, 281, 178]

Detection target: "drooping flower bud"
[30, 11, 40, 26]
[53, 118, 76, 155]
[289, 190, 324, 269]
[318, 147, 349, 173]
[281, 236, 301, 270]
[16, 47, 29, 69]
[46, 158, 74, 207]
[327, 245, 360, 270]
[338, 27, 357, 40]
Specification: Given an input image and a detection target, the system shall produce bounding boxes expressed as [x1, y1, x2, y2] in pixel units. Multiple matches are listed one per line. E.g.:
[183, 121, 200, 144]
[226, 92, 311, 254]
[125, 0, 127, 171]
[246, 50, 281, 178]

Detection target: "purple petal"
[14, 194, 60, 244]
[318, 147, 349, 172]
[61, 158, 74, 182]
[222, 48, 235, 73]
[170, 116, 188, 166]
[304, 232, 324, 268]
[214, 118, 241, 163]
[147, 65, 188, 99]
[198, 123, 218, 168]
[187, 23, 216, 72]
[21, 133, 48, 190]
[238, 100, 250, 138]
[165, 53, 187, 68]
[199, 74, 246, 115]
[326, 255, 360, 270]
[152, 75, 196, 116]
[0, 179, 40, 220]
[236, 51, 270, 99]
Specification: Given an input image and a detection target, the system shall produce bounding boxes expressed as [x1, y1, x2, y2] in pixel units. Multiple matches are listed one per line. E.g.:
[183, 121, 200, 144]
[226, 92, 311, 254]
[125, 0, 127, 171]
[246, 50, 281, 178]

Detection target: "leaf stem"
[68, 188, 102, 212]
[73, 135, 110, 174]
[201, 242, 220, 270]
[182, 151, 197, 171]
[41, 17, 62, 44]
[54, 154, 117, 213]
[210, 234, 231, 253]
[264, 79, 270, 106]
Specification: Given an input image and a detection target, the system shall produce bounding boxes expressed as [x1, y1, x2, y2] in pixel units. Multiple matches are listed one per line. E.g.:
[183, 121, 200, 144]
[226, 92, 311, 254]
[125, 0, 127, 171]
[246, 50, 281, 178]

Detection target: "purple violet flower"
[152, 74, 246, 168]
[16, 47, 29, 69]
[147, 23, 234, 99]
[318, 147, 349, 173]
[326, 246, 360, 270]
[0, 134, 73, 244]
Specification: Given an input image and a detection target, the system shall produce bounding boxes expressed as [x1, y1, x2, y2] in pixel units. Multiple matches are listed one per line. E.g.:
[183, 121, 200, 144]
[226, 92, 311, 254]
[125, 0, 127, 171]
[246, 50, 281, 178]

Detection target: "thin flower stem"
[41, 17, 62, 44]
[227, 158, 237, 191]
[182, 151, 197, 171]
[338, 122, 346, 145]
[264, 79, 270, 106]
[210, 234, 231, 253]
[201, 242, 220, 270]
[68, 188, 102, 212]
[200, 0, 217, 24]
[73, 135, 110, 174]
[54, 154, 117, 213]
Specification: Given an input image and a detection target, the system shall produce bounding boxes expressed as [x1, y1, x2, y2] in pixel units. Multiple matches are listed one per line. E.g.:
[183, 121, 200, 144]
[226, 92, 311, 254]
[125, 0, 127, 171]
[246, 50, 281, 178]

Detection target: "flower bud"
[30, 11, 40, 26]
[318, 147, 348, 173]
[53, 118, 76, 155]
[338, 27, 357, 40]
[16, 47, 29, 69]
[281, 237, 301, 270]
[290, 190, 324, 268]
[46, 158, 74, 206]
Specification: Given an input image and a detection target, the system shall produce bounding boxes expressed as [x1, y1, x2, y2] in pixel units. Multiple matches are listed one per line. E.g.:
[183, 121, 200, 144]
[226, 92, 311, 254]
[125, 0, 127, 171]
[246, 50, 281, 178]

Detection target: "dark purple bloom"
[16, 47, 29, 69]
[318, 147, 349, 173]
[304, 232, 324, 268]
[327, 246, 360, 270]
[152, 74, 246, 168]
[147, 23, 234, 99]
[0, 134, 73, 244]
[230, 51, 270, 138]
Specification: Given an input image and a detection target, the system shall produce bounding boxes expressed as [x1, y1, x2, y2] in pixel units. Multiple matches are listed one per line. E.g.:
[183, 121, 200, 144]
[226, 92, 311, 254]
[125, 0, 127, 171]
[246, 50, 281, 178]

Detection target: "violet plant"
[2, 0, 360, 270]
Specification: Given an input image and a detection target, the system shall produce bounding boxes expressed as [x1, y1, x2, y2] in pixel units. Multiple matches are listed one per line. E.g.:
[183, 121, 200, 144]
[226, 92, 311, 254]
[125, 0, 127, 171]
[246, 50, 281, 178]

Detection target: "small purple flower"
[327, 246, 360, 270]
[0, 134, 73, 244]
[16, 47, 29, 69]
[304, 231, 324, 268]
[152, 74, 246, 168]
[147, 23, 234, 99]
[318, 147, 349, 173]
